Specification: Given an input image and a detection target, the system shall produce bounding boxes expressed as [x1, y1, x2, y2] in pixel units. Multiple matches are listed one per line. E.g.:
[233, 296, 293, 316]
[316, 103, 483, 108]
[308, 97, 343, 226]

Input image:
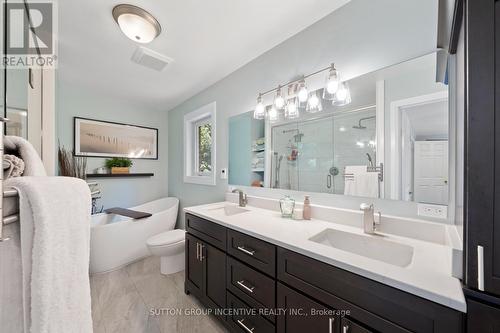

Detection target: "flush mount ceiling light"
[253, 62, 351, 120]
[112, 4, 161, 44]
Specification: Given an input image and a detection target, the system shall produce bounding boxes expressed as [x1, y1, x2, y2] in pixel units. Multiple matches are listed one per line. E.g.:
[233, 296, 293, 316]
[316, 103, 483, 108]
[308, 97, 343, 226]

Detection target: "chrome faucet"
[232, 189, 248, 207]
[360, 203, 379, 234]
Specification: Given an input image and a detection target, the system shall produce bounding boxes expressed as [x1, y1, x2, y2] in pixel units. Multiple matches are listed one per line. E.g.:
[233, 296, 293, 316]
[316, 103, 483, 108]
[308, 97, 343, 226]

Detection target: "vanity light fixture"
[297, 79, 309, 105]
[285, 98, 300, 119]
[252, 62, 351, 120]
[306, 92, 322, 113]
[274, 86, 286, 110]
[112, 4, 161, 44]
[323, 64, 340, 100]
[253, 94, 266, 119]
[334, 81, 352, 106]
[268, 106, 279, 122]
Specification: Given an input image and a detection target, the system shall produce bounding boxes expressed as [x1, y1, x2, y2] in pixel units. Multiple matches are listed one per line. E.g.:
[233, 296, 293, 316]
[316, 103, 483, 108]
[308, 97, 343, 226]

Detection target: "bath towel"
[4, 136, 46, 176]
[5, 176, 93, 333]
[4, 154, 26, 178]
[344, 165, 379, 198]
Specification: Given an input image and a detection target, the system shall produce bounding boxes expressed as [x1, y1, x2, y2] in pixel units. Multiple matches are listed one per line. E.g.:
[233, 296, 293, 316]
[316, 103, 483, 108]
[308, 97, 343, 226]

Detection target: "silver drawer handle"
[329, 317, 335, 333]
[237, 319, 255, 333]
[237, 246, 255, 256]
[237, 280, 255, 293]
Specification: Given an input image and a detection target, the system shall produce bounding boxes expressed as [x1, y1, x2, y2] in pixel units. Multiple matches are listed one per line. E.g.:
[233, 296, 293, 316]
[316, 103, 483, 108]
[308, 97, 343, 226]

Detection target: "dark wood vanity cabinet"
[185, 214, 227, 314]
[184, 214, 464, 333]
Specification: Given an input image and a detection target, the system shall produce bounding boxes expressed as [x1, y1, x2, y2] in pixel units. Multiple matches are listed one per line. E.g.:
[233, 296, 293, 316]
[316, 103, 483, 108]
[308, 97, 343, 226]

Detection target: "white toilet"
[146, 229, 186, 275]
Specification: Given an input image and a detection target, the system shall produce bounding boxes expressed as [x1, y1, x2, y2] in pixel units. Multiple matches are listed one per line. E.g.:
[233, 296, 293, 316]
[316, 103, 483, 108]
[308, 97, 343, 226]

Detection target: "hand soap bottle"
[303, 195, 311, 220]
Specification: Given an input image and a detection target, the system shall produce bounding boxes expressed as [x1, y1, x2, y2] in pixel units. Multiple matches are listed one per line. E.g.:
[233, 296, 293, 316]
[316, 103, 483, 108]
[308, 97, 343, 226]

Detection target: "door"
[185, 234, 203, 298]
[467, 299, 500, 332]
[202, 242, 226, 309]
[277, 283, 339, 333]
[413, 141, 448, 205]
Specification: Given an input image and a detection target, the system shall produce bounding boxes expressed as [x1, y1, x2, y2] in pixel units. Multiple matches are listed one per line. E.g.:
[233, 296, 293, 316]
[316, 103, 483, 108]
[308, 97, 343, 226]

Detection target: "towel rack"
[0, 117, 21, 242]
[343, 163, 384, 182]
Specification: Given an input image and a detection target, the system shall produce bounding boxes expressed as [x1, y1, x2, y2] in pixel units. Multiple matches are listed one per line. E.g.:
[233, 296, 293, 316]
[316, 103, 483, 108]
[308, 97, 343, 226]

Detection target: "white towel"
[5, 176, 93, 333]
[4, 154, 26, 178]
[4, 136, 46, 177]
[344, 165, 379, 198]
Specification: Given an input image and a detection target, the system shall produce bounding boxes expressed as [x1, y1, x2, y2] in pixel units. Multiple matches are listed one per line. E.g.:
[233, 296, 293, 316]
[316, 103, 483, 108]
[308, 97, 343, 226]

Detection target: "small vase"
[279, 195, 295, 218]
[111, 167, 130, 174]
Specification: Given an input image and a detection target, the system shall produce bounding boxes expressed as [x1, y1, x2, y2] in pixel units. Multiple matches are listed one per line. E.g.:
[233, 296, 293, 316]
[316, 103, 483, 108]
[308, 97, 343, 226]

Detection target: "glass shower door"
[296, 117, 335, 194]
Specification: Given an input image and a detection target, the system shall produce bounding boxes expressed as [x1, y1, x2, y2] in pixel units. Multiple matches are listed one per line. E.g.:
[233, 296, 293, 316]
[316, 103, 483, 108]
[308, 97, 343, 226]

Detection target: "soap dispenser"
[303, 195, 311, 220]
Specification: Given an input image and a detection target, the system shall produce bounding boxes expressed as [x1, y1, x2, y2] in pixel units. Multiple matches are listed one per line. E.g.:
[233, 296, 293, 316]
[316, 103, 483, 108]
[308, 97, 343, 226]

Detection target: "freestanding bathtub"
[90, 197, 179, 274]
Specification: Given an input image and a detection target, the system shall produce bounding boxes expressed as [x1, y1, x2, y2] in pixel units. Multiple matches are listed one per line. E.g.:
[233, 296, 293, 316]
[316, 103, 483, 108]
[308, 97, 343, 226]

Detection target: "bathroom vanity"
[184, 202, 465, 333]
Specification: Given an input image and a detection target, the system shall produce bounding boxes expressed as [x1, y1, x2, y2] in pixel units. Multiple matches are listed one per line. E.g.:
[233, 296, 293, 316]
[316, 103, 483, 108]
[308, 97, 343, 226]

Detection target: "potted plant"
[105, 157, 133, 174]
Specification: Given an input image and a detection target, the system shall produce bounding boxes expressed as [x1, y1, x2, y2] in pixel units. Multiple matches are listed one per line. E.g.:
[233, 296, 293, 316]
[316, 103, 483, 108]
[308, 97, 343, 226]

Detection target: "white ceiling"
[57, 0, 350, 111]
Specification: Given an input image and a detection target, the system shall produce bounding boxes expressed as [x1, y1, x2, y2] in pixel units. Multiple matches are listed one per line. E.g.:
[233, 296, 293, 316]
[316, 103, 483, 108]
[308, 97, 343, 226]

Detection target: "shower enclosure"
[270, 107, 377, 195]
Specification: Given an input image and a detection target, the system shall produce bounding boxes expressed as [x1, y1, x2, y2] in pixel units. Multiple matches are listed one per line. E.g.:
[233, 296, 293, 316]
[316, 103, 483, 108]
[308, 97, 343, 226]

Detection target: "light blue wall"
[57, 85, 168, 210]
[168, 0, 439, 227]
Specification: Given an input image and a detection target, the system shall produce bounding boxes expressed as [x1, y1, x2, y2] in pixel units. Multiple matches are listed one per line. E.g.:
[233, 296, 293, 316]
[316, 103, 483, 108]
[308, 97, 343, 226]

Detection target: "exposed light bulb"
[306, 92, 322, 113]
[285, 99, 299, 119]
[297, 80, 308, 103]
[333, 81, 351, 106]
[323, 64, 340, 100]
[327, 80, 339, 94]
[268, 106, 278, 122]
[253, 95, 265, 119]
[308, 95, 319, 108]
[274, 86, 285, 110]
[339, 126, 346, 132]
[336, 85, 348, 101]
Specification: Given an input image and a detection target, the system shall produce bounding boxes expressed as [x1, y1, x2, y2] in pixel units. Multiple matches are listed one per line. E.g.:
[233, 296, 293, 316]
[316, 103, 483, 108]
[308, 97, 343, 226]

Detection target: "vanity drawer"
[186, 213, 226, 250]
[227, 229, 276, 277]
[227, 256, 276, 316]
[277, 248, 463, 333]
[227, 291, 275, 333]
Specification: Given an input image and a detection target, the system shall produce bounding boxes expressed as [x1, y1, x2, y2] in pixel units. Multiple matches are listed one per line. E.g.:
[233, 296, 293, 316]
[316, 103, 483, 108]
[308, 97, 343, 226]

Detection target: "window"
[195, 119, 212, 175]
[184, 102, 216, 185]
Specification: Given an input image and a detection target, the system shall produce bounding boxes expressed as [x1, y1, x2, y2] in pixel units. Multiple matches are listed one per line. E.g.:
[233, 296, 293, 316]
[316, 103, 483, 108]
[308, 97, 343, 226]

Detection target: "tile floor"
[90, 256, 228, 333]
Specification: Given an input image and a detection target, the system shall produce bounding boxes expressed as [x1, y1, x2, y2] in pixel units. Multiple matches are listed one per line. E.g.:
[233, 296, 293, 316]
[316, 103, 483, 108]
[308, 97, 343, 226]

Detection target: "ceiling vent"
[131, 47, 173, 71]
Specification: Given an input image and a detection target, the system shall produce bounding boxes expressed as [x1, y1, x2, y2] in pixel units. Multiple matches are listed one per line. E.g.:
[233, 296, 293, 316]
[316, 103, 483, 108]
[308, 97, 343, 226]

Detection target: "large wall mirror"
[229, 52, 451, 207]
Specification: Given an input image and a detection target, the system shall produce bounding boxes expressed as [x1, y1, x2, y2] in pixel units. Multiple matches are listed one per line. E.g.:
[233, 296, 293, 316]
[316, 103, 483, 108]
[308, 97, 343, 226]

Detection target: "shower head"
[353, 115, 375, 130]
[352, 125, 366, 130]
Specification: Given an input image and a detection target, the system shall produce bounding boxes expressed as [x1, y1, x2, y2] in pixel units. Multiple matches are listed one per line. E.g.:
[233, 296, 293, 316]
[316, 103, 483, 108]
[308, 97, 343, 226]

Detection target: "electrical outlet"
[417, 203, 447, 219]
[220, 168, 228, 180]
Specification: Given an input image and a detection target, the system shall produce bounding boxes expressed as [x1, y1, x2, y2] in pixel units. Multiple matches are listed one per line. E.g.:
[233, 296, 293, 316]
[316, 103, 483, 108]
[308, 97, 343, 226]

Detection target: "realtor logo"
[3, 1, 57, 68]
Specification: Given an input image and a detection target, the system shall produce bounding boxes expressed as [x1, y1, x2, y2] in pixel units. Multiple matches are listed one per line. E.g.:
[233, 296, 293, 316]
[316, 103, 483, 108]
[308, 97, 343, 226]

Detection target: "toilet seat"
[147, 229, 185, 247]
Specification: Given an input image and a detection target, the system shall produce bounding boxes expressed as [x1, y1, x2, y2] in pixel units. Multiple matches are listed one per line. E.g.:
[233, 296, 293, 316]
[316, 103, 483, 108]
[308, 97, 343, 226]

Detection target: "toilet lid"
[147, 229, 185, 247]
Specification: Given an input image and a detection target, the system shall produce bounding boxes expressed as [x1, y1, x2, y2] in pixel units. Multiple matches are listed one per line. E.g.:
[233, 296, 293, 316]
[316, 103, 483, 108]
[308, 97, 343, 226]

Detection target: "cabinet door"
[465, 0, 500, 296]
[277, 283, 339, 333]
[467, 299, 500, 332]
[202, 242, 226, 309]
[185, 233, 203, 298]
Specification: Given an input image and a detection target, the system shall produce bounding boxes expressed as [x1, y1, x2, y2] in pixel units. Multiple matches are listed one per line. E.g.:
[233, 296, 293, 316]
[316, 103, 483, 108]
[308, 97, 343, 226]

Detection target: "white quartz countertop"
[184, 202, 466, 313]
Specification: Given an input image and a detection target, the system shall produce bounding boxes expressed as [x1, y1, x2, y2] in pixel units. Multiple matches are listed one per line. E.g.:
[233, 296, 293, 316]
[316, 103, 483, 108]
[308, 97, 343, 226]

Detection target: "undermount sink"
[209, 205, 249, 216]
[309, 229, 414, 267]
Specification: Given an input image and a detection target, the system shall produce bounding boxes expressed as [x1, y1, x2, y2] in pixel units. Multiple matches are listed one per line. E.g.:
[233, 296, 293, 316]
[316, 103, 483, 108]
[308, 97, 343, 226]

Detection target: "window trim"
[184, 102, 216, 186]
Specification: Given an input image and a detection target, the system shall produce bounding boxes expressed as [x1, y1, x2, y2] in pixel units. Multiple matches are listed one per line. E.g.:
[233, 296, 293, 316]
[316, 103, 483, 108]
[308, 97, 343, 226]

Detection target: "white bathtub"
[90, 197, 179, 274]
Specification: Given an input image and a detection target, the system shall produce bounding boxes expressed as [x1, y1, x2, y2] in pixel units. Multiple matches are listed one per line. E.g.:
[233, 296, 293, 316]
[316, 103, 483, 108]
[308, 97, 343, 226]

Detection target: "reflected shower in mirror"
[228, 52, 450, 206]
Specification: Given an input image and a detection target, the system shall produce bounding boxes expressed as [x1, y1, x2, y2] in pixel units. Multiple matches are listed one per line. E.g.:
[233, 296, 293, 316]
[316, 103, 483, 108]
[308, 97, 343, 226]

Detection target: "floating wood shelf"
[86, 173, 154, 178]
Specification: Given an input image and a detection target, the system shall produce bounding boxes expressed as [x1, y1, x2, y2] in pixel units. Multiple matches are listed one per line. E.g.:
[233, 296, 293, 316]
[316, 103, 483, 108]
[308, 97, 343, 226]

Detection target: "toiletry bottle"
[303, 195, 311, 220]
